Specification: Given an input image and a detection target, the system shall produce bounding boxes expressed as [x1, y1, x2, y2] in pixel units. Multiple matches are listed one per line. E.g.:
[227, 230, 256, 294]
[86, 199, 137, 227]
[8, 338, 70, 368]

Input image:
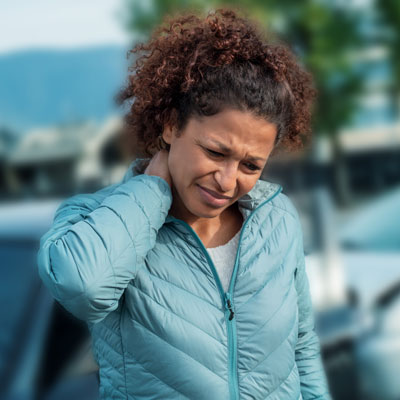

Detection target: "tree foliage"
[376, 0, 400, 113]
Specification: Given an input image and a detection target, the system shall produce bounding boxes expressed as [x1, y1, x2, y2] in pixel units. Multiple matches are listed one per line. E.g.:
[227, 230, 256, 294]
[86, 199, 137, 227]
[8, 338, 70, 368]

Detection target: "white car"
[301, 186, 400, 400]
[339, 186, 400, 400]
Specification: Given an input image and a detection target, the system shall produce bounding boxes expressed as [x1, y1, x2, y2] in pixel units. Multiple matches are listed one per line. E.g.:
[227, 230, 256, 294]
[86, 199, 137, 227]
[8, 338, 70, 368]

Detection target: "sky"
[1, 0, 374, 55]
[0, 0, 129, 54]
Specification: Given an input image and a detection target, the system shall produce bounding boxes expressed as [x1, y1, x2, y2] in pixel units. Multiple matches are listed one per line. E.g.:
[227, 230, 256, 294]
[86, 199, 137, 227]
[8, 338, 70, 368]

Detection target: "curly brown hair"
[116, 8, 316, 156]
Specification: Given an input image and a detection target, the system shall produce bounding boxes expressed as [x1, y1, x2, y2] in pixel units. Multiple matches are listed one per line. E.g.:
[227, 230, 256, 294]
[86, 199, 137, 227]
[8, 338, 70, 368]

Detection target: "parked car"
[355, 279, 400, 400]
[300, 185, 400, 400]
[339, 186, 400, 400]
[0, 199, 99, 400]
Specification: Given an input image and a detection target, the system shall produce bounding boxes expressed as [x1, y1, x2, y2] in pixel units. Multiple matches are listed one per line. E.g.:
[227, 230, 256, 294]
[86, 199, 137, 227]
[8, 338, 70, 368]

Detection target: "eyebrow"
[207, 139, 266, 163]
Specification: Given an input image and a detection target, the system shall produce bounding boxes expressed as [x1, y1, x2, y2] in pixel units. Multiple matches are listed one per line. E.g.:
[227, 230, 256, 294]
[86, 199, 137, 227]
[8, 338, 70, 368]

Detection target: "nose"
[214, 162, 238, 194]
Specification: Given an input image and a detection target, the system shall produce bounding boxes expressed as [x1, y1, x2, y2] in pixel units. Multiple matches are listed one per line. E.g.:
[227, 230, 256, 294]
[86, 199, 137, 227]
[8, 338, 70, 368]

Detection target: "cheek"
[174, 150, 210, 179]
[167, 147, 201, 187]
[167, 152, 184, 184]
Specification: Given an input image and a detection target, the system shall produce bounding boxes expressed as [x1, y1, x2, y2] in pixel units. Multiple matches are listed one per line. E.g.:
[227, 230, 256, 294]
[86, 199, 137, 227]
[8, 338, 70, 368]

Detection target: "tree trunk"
[331, 132, 352, 207]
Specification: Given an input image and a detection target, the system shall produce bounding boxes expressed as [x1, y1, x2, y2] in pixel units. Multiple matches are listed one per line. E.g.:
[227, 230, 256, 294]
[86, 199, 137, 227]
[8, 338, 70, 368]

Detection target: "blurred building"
[1, 117, 127, 201]
[0, 127, 19, 196]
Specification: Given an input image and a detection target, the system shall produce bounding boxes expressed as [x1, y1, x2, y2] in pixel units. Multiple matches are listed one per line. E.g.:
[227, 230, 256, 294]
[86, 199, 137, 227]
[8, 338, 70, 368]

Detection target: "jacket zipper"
[169, 185, 282, 400]
[224, 291, 238, 400]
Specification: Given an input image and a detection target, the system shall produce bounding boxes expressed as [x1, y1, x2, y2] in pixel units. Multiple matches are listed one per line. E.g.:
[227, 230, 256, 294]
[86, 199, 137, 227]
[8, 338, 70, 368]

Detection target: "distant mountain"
[0, 45, 131, 133]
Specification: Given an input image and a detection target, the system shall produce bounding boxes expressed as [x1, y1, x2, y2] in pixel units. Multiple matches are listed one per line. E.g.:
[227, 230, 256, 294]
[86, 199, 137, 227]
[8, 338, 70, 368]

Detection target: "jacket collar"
[123, 158, 281, 216]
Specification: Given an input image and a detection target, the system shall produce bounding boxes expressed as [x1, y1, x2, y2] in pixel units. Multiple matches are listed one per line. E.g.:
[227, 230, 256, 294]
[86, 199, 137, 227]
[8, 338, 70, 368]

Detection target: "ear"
[162, 125, 174, 145]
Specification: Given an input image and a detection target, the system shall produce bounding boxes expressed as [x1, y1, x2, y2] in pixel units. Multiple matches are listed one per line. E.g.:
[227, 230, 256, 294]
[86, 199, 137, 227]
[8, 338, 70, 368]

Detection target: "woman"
[38, 9, 331, 400]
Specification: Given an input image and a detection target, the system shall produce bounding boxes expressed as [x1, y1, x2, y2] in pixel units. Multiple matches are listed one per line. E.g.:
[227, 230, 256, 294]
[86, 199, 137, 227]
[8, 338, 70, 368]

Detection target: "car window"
[0, 240, 41, 377]
[381, 293, 400, 334]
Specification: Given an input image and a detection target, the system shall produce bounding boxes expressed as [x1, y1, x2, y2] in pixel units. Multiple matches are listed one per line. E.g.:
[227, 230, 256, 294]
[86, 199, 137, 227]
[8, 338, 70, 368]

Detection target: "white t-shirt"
[207, 229, 241, 292]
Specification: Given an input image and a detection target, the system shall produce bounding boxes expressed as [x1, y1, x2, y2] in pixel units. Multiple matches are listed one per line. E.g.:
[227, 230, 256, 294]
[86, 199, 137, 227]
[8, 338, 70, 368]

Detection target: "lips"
[198, 185, 233, 199]
[196, 184, 234, 208]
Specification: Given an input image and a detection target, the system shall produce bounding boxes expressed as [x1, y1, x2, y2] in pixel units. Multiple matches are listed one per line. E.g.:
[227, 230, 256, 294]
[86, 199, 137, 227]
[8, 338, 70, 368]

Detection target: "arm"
[294, 222, 332, 400]
[37, 174, 172, 324]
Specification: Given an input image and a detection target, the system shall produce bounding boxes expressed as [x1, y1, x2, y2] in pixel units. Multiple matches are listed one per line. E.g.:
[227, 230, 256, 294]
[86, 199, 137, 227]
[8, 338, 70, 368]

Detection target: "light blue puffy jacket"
[37, 159, 331, 400]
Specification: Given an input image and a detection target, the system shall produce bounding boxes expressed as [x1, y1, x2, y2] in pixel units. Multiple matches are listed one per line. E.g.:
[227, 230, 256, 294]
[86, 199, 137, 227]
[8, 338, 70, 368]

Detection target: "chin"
[198, 210, 222, 218]
[189, 203, 229, 219]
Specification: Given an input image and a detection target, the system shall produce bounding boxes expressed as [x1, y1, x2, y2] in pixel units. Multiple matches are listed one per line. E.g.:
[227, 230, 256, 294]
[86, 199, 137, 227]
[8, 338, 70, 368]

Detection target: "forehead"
[185, 109, 277, 155]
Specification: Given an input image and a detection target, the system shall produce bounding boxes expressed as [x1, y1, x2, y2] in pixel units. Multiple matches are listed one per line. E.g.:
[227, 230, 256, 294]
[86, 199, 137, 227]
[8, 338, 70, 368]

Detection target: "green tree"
[376, 0, 400, 117]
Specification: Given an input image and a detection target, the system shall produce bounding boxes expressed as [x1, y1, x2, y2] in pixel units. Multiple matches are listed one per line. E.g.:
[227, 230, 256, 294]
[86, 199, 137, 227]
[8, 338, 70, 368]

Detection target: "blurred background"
[1, 0, 399, 399]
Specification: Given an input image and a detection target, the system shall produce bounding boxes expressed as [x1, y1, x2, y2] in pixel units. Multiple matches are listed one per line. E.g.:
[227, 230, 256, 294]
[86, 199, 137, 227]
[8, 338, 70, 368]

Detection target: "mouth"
[198, 186, 233, 199]
[196, 185, 233, 207]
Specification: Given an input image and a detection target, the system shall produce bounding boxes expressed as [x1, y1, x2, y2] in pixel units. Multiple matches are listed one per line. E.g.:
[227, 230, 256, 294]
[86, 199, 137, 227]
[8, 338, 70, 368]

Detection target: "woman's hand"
[144, 150, 172, 188]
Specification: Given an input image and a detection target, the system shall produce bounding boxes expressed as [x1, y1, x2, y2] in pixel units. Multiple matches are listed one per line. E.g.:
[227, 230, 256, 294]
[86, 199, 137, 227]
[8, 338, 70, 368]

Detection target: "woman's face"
[162, 108, 277, 222]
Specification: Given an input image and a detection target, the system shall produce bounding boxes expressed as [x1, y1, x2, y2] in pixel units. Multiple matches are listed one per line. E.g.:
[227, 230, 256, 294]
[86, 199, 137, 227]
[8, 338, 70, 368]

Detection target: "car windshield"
[339, 187, 400, 251]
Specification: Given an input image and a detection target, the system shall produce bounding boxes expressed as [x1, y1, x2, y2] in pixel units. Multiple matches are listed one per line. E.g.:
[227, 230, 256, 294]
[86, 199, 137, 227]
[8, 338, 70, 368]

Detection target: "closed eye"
[244, 162, 261, 171]
[206, 148, 224, 157]
[204, 146, 261, 171]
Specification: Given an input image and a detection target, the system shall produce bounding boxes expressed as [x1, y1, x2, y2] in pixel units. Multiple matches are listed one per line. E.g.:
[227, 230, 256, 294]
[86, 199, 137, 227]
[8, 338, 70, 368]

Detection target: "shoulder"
[258, 191, 304, 251]
[54, 159, 155, 219]
[54, 183, 118, 220]
[267, 191, 301, 226]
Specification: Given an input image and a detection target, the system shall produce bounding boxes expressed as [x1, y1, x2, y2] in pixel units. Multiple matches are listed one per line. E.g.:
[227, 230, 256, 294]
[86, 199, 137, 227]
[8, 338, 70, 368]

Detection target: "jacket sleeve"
[37, 174, 172, 324]
[294, 220, 332, 400]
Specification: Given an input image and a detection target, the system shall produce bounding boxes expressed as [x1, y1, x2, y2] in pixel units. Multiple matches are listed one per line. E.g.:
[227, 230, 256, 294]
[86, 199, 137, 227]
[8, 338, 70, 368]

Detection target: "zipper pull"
[225, 293, 235, 321]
